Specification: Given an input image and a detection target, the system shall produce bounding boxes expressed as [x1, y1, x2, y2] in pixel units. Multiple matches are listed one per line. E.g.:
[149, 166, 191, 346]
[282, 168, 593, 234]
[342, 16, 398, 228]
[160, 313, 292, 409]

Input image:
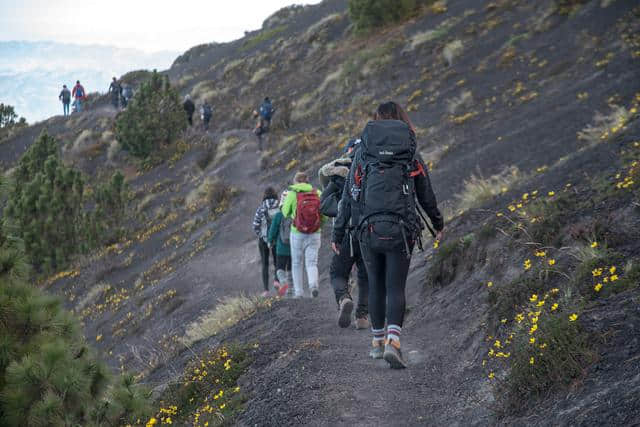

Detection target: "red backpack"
[294, 191, 321, 234]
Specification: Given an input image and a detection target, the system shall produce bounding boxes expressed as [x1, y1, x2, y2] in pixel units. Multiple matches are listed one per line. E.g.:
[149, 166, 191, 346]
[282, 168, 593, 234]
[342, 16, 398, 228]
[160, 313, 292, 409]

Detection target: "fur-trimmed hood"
[319, 157, 352, 179]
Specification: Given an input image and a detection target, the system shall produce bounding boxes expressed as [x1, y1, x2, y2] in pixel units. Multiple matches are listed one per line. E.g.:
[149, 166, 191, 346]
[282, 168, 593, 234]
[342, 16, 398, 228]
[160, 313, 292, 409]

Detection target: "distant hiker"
[321, 138, 369, 329]
[334, 101, 444, 368]
[201, 101, 213, 131]
[282, 172, 324, 298]
[253, 187, 281, 297]
[108, 77, 121, 109]
[71, 80, 86, 113]
[121, 84, 133, 108]
[268, 190, 293, 297]
[254, 97, 275, 150]
[183, 95, 195, 126]
[59, 84, 71, 116]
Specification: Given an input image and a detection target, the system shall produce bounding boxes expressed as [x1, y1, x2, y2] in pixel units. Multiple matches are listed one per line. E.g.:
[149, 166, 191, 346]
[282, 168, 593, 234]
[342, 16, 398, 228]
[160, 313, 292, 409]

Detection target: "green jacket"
[281, 183, 325, 234]
[267, 211, 291, 256]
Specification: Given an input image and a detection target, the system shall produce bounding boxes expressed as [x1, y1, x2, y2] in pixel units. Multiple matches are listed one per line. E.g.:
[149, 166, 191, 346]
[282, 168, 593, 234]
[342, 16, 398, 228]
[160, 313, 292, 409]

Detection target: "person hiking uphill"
[72, 80, 86, 113]
[320, 138, 369, 329]
[282, 172, 324, 298]
[201, 101, 213, 132]
[183, 95, 195, 126]
[268, 190, 293, 298]
[333, 101, 444, 369]
[253, 187, 281, 297]
[121, 84, 133, 108]
[59, 84, 71, 116]
[108, 77, 121, 109]
[254, 97, 274, 150]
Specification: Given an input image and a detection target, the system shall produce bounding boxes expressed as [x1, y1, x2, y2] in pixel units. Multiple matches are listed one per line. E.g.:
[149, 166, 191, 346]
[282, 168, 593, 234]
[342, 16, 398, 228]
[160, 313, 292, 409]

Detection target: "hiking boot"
[311, 288, 319, 298]
[355, 316, 369, 330]
[338, 297, 354, 328]
[277, 283, 289, 297]
[369, 339, 384, 359]
[383, 339, 407, 369]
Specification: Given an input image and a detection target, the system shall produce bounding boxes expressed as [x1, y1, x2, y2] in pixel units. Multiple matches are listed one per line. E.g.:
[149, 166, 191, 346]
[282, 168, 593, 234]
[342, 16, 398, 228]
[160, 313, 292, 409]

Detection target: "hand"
[436, 229, 445, 242]
[331, 242, 341, 255]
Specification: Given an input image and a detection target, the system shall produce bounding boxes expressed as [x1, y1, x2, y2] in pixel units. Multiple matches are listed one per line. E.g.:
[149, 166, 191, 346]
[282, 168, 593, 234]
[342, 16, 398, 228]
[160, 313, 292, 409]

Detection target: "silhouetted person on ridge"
[108, 77, 121, 109]
[121, 84, 133, 108]
[59, 84, 71, 116]
[183, 95, 195, 126]
[72, 80, 86, 113]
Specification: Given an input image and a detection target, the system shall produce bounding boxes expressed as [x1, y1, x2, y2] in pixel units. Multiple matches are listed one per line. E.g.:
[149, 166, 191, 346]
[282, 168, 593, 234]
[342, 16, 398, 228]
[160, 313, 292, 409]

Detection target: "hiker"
[71, 80, 86, 113]
[320, 138, 369, 329]
[254, 97, 274, 150]
[59, 84, 71, 116]
[282, 172, 324, 298]
[121, 84, 133, 108]
[108, 77, 121, 109]
[201, 101, 213, 131]
[333, 101, 444, 369]
[183, 95, 195, 126]
[252, 187, 281, 297]
[268, 190, 293, 297]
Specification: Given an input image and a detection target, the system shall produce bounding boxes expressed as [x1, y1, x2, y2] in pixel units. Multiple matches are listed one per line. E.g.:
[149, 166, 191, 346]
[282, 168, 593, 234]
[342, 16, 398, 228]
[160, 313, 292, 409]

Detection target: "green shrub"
[0, 103, 27, 142]
[348, 0, 429, 32]
[4, 132, 129, 274]
[115, 70, 186, 158]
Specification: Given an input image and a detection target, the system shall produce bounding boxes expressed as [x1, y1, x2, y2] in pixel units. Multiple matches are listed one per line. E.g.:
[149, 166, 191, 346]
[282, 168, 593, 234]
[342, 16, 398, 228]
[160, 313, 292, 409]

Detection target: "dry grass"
[446, 90, 473, 114]
[577, 105, 632, 145]
[455, 166, 521, 212]
[250, 67, 272, 85]
[443, 40, 464, 66]
[181, 295, 273, 347]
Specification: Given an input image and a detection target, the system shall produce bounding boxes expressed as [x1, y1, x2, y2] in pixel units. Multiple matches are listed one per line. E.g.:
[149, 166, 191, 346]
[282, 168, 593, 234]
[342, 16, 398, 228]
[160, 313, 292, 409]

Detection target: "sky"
[0, 0, 322, 53]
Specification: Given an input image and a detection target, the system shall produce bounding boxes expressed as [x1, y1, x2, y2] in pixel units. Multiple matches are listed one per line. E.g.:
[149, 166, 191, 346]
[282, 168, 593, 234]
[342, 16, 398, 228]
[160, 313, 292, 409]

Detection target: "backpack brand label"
[379, 150, 394, 155]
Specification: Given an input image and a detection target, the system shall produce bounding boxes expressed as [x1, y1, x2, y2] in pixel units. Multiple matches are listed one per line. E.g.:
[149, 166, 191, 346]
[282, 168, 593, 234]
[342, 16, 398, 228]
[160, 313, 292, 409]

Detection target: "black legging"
[360, 243, 413, 329]
[330, 233, 368, 317]
[258, 239, 277, 291]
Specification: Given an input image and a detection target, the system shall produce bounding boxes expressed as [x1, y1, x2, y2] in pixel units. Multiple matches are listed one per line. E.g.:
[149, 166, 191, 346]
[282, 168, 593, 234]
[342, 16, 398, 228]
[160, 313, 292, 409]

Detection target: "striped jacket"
[252, 198, 279, 239]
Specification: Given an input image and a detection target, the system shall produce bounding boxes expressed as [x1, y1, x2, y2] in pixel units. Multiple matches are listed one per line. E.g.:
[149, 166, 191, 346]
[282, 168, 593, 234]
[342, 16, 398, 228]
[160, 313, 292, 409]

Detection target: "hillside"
[1, 0, 639, 425]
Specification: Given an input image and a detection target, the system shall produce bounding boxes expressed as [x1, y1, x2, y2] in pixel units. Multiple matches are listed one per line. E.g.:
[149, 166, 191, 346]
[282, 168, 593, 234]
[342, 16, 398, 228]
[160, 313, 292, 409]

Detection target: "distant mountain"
[0, 41, 178, 122]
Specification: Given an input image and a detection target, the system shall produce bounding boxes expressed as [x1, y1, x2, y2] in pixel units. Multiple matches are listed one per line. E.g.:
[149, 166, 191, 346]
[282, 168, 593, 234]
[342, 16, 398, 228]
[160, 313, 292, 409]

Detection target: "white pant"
[290, 231, 321, 297]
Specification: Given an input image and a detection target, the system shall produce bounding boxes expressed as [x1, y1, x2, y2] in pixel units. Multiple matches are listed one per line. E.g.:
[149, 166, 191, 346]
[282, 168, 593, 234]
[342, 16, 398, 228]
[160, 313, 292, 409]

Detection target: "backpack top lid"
[361, 120, 416, 164]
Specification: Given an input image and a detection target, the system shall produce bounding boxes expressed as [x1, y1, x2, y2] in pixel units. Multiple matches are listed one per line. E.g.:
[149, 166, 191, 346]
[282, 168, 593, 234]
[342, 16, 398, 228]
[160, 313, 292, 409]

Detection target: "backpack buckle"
[403, 184, 409, 195]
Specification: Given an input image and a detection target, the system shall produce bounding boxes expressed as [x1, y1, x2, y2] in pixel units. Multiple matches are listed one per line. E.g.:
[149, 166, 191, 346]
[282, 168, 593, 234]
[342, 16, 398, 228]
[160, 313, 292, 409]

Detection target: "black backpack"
[280, 216, 292, 245]
[355, 120, 419, 255]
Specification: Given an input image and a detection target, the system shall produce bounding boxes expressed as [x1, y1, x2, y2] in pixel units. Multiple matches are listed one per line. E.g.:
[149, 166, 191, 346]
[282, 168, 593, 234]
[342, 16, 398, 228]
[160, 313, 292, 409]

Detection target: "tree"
[115, 70, 186, 158]
[0, 166, 150, 427]
[0, 104, 27, 141]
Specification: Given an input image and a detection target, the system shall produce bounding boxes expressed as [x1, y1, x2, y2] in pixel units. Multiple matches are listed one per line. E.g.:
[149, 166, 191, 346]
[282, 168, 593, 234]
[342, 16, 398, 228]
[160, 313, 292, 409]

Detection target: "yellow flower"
[592, 268, 603, 277]
[220, 403, 226, 409]
[488, 372, 495, 379]
[530, 357, 535, 365]
[594, 283, 603, 292]
[539, 343, 547, 349]
[508, 205, 516, 212]
[569, 313, 578, 322]
[548, 191, 555, 196]
[433, 240, 440, 249]
[529, 324, 538, 334]
[496, 212, 504, 217]
[522, 193, 529, 200]
[515, 313, 524, 323]
[590, 241, 598, 248]
[165, 418, 172, 425]
[610, 274, 619, 282]
[487, 281, 493, 288]
[494, 340, 502, 348]
[535, 250, 546, 257]
[529, 337, 536, 344]
[536, 300, 545, 307]
[529, 294, 538, 302]
[488, 349, 495, 357]
[609, 266, 616, 274]
[500, 318, 507, 324]
[146, 418, 157, 427]
[548, 259, 556, 266]
[524, 259, 532, 270]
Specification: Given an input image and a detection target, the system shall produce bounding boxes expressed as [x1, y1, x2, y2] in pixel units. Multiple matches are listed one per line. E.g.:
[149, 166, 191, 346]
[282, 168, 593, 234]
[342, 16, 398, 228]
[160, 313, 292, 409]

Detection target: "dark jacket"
[183, 99, 195, 115]
[319, 156, 351, 218]
[59, 88, 71, 103]
[332, 151, 443, 244]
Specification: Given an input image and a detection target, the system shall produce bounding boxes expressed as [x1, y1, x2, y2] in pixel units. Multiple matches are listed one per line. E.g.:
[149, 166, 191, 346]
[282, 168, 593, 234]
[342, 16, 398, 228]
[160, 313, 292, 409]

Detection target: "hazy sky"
[0, 0, 322, 53]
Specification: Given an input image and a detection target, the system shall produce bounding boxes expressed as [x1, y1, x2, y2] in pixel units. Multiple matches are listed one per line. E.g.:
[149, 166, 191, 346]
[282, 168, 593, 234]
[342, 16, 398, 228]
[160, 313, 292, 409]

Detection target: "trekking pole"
[416, 205, 436, 238]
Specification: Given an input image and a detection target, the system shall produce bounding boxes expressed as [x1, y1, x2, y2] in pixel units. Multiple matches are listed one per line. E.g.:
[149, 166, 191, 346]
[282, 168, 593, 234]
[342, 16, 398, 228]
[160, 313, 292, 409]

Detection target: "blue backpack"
[75, 86, 84, 98]
[259, 101, 273, 120]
